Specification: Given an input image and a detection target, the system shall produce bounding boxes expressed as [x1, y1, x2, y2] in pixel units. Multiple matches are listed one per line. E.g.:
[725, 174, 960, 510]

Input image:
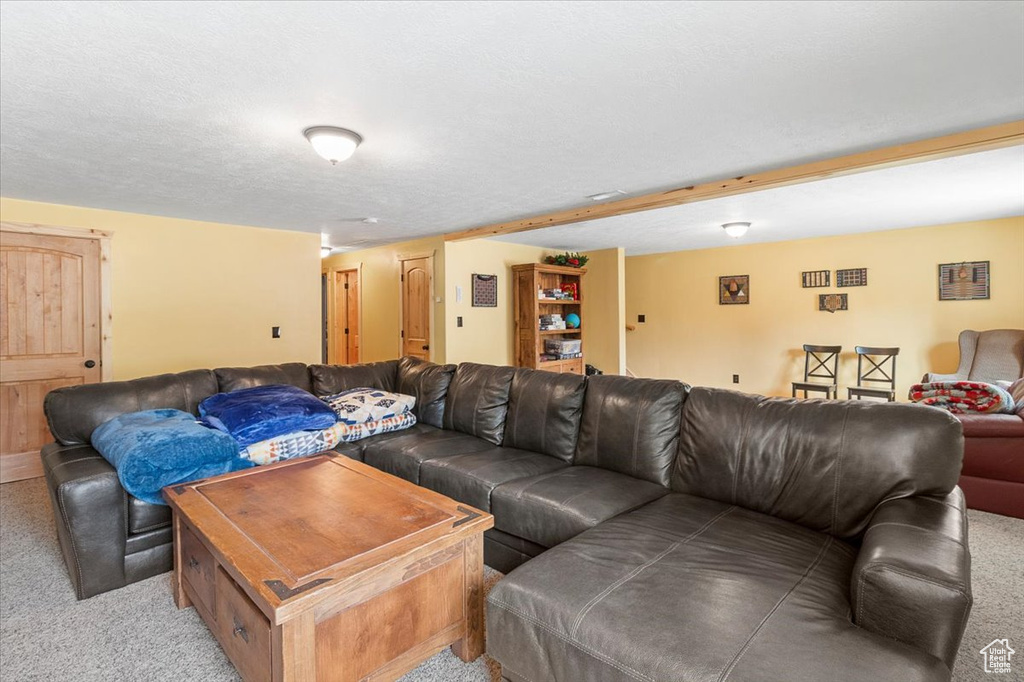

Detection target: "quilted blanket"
[241, 412, 418, 466]
[321, 387, 416, 425]
[908, 381, 1017, 414]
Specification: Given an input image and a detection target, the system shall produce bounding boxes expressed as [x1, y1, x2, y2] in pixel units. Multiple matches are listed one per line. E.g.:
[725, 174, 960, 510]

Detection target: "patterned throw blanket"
[241, 412, 417, 465]
[908, 381, 1017, 414]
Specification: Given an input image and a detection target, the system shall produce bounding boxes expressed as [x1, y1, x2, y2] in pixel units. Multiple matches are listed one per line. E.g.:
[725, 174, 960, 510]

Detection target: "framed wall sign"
[938, 261, 990, 300]
[471, 273, 498, 307]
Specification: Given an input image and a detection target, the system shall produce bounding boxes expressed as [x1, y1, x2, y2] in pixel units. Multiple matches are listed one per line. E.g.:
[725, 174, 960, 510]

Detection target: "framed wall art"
[801, 270, 830, 288]
[818, 293, 848, 313]
[719, 275, 749, 305]
[836, 268, 867, 287]
[938, 261, 990, 301]
[471, 273, 498, 307]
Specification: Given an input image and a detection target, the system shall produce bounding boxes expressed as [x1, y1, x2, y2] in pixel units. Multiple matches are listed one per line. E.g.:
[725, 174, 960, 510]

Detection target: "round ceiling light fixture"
[321, 246, 333, 258]
[722, 222, 750, 239]
[303, 126, 363, 164]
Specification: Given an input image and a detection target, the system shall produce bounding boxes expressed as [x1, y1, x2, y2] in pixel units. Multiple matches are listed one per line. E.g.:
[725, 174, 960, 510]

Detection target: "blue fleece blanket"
[91, 409, 245, 505]
[199, 384, 338, 447]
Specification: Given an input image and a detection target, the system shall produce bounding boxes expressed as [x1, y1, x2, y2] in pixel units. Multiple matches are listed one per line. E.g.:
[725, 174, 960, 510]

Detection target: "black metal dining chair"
[791, 344, 842, 399]
[848, 346, 900, 402]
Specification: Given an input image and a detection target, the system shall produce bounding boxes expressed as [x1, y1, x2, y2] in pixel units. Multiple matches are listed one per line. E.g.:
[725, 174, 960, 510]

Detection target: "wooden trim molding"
[444, 120, 1024, 241]
[0, 220, 113, 381]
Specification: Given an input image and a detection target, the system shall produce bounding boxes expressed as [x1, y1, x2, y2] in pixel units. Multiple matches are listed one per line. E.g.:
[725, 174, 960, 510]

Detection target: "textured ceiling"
[493, 146, 1024, 255]
[1, 1, 1023, 250]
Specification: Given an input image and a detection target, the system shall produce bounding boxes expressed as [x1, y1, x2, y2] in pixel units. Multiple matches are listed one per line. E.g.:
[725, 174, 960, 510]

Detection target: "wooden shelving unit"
[512, 263, 586, 374]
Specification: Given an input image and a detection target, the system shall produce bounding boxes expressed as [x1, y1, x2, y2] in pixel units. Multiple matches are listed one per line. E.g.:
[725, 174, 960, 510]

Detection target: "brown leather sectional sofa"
[42, 357, 971, 681]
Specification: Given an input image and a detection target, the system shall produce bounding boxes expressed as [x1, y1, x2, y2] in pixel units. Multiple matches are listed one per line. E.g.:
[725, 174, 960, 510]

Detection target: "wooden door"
[329, 269, 360, 365]
[401, 258, 431, 361]
[1, 231, 102, 482]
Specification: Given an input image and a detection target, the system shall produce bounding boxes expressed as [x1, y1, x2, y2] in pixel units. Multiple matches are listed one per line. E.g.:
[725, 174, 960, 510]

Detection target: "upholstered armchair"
[925, 329, 1024, 384]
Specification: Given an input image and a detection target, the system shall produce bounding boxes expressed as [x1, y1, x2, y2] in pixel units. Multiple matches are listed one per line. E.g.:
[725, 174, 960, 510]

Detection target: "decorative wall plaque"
[818, 293, 848, 313]
[836, 268, 867, 287]
[471, 274, 498, 307]
[719, 275, 749, 305]
[938, 261, 990, 300]
[801, 270, 830, 288]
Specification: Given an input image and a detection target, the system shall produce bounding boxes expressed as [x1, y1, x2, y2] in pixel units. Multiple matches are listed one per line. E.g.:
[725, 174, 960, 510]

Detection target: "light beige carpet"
[1, 477, 1021, 681]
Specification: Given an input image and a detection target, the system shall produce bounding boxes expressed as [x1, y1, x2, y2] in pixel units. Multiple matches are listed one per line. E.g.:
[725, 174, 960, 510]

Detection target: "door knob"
[422, 345, 429, 351]
[84, 360, 97, 368]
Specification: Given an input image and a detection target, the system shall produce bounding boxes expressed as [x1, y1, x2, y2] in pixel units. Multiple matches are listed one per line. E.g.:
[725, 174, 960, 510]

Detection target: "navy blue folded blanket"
[91, 409, 244, 505]
[199, 384, 338, 447]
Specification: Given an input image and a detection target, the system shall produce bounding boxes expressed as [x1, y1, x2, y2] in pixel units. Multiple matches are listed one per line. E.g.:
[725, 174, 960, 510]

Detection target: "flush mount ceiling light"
[722, 222, 751, 239]
[587, 190, 627, 201]
[303, 126, 363, 164]
[321, 246, 333, 258]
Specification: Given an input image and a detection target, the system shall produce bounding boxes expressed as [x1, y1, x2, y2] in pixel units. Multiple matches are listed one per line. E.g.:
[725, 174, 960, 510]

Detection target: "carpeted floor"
[1, 477, 1021, 681]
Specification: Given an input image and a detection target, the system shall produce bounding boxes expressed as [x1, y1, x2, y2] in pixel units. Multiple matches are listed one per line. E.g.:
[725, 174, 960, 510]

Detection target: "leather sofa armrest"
[851, 489, 972, 670]
[41, 442, 128, 599]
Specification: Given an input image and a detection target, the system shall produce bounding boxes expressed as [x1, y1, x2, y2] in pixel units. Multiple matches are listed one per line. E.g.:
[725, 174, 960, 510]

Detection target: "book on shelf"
[539, 313, 565, 330]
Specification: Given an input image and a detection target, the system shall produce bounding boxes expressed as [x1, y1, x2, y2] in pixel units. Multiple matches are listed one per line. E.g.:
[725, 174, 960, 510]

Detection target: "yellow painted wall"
[582, 248, 626, 374]
[1, 197, 321, 380]
[322, 236, 447, 363]
[445, 240, 550, 365]
[625, 216, 1024, 398]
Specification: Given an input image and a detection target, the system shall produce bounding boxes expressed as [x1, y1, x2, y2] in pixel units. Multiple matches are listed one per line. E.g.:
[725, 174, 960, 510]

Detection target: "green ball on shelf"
[565, 313, 581, 329]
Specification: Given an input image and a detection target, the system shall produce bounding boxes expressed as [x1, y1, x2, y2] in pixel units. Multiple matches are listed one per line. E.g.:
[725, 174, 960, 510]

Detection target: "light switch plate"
[455, 286, 463, 303]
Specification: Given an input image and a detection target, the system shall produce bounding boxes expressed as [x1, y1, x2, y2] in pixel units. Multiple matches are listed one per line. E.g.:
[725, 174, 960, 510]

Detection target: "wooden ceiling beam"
[444, 119, 1024, 242]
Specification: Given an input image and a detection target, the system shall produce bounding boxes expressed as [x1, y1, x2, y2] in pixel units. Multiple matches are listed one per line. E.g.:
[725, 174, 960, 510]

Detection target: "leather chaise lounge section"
[488, 388, 971, 682]
[41, 358, 971, 681]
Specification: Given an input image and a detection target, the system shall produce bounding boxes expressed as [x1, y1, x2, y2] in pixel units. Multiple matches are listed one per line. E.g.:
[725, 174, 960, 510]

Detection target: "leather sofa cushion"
[309, 360, 397, 396]
[957, 413, 1024, 438]
[486, 493, 948, 682]
[127, 495, 171, 534]
[503, 368, 586, 462]
[214, 362, 312, 393]
[332, 422, 439, 463]
[419, 446, 568, 511]
[490, 466, 668, 548]
[574, 375, 688, 486]
[674, 387, 964, 539]
[44, 369, 219, 446]
[396, 356, 456, 429]
[443, 363, 516, 445]
[363, 428, 495, 484]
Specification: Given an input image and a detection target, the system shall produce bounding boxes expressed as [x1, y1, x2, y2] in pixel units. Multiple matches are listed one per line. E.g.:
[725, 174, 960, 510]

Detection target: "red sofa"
[955, 378, 1024, 518]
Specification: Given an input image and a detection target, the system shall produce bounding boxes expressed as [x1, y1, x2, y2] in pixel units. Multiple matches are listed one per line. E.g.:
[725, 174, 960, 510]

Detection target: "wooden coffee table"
[163, 453, 493, 682]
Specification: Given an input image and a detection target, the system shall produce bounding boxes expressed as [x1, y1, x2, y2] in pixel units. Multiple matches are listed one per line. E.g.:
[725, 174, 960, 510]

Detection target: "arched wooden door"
[401, 257, 431, 361]
[0, 228, 104, 482]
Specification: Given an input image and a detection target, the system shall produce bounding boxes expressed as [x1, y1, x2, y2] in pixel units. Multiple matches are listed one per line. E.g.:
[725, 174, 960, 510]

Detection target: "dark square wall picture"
[719, 275, 749, 305]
